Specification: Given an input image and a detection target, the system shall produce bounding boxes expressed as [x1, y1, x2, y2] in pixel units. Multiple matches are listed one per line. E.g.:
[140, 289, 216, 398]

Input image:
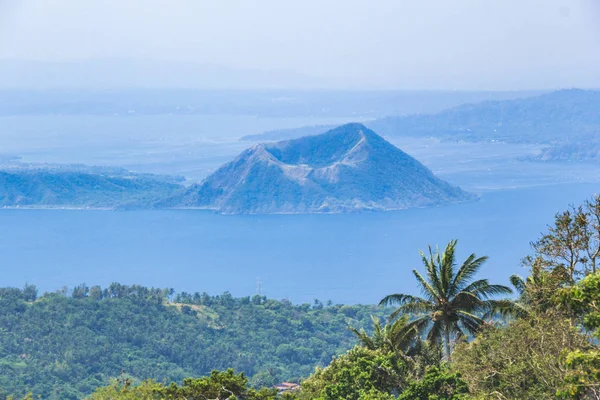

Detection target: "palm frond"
[480, 299, 527, 320]
[449, 291, 483, 311]
[404, 315, 432, 336]
[470, 283, 513, 299]
[412, 269, 440, 302]
[455, 310, 485, 335]
[420, 247, 444, 297]
[509, 274, 526, 295]
[388, 315, 419, 352]
[452, 320, 466, 339]
[440, 240, 458, 297]
[388, 300, 435, 321]
[379, 293, 428, 308]
[450, 255, 489, 295]
[348, 326, 376, 350]
[460, 279, 512, 298]
[426, 319, 444, 344]
[460, 278, 488, 293]
[388, 314, 410, 335]
[371, 315, 384, 347]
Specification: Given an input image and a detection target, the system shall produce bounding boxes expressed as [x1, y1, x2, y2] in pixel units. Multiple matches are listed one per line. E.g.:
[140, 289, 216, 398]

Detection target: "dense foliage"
[451, 196, 600, 399]
[558, 272, 600, 399]
[0, 284, 379, 399]
[88, 369, 278, 400]
[397, 366, 469, 400]
[452, 311, 590, 399]
[298, 346, 408, 400]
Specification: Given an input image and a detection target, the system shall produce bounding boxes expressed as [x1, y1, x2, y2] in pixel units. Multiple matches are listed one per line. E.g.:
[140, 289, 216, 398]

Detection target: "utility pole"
[256, 277, 262, 296]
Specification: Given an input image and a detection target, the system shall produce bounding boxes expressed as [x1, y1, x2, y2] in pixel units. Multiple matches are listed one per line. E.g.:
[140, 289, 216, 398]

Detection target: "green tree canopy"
[298, 346, 408, 400]
[88, 369, 278, 400]
[524, 195, 600, 284]
[0, 284, 381, 399]
[452, 310, 592, 400]
[397, 366, 469, 400]
[557, 272, 600, 399]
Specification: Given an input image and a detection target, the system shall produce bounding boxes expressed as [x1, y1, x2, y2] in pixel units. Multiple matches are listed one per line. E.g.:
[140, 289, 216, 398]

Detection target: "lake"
[0, 182, 597, 304]
[1, 114, 599, 304]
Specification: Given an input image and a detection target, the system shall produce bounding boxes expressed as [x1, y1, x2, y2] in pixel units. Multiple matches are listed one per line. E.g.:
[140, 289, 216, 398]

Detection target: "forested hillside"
[369, 89, 600, 143]
[0, 285, 378, 399]
[0, 164, 185, 209]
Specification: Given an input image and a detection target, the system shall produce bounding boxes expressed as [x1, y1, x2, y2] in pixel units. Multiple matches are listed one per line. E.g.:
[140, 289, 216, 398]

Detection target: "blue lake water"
[1, 182, 597, 304]
[2, 114, 600, 304]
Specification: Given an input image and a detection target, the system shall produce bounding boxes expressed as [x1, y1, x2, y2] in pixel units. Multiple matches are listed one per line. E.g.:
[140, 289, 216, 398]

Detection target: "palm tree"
[349, 315, 444, 379]
[348, 315, 417, 355]
[508, 274, 531, 317]
[379, 240, 513, 360]
[508, 263, 560, 315]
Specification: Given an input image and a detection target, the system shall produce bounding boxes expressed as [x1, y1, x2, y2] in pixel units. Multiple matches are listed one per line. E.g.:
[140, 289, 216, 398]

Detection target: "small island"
[170, 123, 474, 214]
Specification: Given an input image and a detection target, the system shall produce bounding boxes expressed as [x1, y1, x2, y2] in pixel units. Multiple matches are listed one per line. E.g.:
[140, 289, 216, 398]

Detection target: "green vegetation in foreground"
[0, 285, 380, 399]
[297, 195, 600, 399]
[4, 196, 600, 399]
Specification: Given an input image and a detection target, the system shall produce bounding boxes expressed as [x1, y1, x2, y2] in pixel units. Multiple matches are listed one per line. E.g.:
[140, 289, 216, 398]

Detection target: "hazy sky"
[1, 0, 599, 89]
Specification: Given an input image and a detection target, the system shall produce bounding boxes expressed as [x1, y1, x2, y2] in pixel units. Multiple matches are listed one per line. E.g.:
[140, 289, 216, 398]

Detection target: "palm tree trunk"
[444, 323, 451, 361]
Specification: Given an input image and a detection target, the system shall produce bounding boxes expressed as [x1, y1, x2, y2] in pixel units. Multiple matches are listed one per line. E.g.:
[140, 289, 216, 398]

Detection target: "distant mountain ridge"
[242, 89, 600, 146]
[171, 123, 473, 214]
[368, 88, 600, 144]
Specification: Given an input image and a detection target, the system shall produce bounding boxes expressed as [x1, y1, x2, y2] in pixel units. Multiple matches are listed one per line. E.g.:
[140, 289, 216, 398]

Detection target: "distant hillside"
[529, 137, 600, 163]
[242, 89, 600, 147]
[241, 124, 336, 142]
[0, 164, 184, 209]
[172, 123, 473, 214]
[0, 284, 379, 399]
[368, 89, 600, 144]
